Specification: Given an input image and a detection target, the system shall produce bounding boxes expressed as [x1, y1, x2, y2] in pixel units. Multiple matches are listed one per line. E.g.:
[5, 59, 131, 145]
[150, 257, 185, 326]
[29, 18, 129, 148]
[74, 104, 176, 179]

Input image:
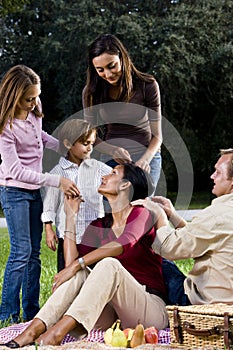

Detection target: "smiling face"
[16, 84, 41, 118]
[92, 53, 122, 86]
[98, 165, 126, 196]
[210, 154, 233, 197]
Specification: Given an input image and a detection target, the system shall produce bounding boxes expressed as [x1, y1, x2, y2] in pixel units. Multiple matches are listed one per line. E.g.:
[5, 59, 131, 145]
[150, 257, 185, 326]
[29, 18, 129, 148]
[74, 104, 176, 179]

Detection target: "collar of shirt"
[58, 157, 93, 170]
[211, 193, 233, 206]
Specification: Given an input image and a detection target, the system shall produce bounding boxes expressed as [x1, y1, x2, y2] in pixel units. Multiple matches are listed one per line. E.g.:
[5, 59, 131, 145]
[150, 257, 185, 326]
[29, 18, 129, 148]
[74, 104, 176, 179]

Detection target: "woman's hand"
[135, 158, 150, 172]
[64, 195, 84, 217]
[52, 262, 78, 293]
[112, 147, 132, 164]
[59, 177, 80, 197]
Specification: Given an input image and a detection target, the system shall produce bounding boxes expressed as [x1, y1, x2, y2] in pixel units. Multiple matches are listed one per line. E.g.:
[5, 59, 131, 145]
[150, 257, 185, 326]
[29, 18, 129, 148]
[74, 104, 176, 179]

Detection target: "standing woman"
[83, 33, 163, 189]
[0, 65, 79, 323]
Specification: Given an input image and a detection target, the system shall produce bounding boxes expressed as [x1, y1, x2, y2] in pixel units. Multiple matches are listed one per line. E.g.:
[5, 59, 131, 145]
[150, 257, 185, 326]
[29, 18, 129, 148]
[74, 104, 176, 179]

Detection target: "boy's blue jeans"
[0, 186, 43, 323]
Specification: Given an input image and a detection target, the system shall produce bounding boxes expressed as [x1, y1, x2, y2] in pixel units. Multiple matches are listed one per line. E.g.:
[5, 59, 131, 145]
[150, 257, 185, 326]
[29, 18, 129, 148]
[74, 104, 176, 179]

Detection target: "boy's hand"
[45, 223, 58, 251]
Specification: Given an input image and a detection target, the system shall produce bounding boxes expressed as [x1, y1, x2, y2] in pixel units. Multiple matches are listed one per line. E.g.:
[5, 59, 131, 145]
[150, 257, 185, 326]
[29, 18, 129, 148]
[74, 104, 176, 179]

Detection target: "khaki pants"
[36, 258, 168, 337]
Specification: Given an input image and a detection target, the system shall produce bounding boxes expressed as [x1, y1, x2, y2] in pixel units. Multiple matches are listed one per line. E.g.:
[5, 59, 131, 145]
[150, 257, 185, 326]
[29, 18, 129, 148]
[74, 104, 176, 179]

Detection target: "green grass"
[175, 259, 194, 276]
[0, 228, 57, 313]
[167, 191, 212, 210]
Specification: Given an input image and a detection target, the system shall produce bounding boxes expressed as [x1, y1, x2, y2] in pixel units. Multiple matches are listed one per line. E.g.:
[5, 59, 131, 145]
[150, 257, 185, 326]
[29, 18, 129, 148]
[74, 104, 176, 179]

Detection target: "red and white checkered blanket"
[0, 321, 170, 345]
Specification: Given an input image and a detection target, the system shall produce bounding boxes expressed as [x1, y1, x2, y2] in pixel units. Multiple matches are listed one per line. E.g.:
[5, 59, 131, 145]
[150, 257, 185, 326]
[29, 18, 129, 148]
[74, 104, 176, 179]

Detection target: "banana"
[111, 320, 127, 348]
[104, 320, 117, 345]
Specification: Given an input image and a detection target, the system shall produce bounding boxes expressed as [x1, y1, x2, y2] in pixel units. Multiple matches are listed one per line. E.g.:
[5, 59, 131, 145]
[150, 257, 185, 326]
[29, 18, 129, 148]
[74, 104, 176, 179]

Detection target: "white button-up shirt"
[41, 157, 111, 243]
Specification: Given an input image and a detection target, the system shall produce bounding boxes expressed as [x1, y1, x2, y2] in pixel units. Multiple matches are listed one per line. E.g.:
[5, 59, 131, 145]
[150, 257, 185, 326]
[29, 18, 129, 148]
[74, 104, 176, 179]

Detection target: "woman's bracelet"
[78, 257, 86, 270]
[64, 230, 76, 241]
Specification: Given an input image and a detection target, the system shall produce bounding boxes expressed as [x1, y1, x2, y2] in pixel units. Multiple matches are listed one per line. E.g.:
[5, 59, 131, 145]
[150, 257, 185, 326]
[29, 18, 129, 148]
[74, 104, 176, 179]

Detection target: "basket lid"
[166, 303, 233, 316]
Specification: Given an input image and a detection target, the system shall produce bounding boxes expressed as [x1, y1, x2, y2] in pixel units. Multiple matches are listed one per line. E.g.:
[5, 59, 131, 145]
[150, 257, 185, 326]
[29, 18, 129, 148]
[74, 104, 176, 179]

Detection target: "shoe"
[4, 340, 20, 348]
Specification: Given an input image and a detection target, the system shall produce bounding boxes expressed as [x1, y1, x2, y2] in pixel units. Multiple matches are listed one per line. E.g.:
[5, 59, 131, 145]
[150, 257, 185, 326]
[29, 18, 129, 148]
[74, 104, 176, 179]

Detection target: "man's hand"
[150, 196, 175, 219]
[131, 198, 168, 228]
[151, 196, 187, 229]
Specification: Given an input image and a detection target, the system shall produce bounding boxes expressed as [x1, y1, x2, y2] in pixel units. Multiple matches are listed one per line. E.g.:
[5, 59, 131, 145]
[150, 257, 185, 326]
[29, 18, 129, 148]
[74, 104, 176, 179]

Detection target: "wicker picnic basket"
[167, 303, 233, 349]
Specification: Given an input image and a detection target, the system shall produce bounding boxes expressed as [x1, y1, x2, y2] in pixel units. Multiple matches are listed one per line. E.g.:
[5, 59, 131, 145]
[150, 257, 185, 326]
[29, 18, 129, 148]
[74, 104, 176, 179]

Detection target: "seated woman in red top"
[4, 163, 168, 348]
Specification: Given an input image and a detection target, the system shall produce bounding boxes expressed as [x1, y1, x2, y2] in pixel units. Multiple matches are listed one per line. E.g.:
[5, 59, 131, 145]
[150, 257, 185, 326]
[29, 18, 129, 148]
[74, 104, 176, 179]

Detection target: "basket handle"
[173, 307, 183, 343]
[173, 308, 231, 349]
[183, 313, 231, 350]
[183, 321, 223, 336]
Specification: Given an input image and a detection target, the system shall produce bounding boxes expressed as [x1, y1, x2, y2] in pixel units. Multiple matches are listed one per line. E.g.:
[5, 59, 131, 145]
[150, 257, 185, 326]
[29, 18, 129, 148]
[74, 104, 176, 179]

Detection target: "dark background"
[0, 0, 232, 197]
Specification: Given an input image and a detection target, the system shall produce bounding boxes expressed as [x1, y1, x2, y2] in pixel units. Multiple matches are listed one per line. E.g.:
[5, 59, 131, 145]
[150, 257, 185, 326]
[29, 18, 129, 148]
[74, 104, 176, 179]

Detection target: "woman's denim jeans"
[0, 186, 43, 323]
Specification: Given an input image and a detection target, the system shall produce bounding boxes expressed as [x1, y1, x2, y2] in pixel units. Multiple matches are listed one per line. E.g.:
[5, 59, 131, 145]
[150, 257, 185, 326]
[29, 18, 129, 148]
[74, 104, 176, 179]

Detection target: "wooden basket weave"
[167, 304, 233, 349]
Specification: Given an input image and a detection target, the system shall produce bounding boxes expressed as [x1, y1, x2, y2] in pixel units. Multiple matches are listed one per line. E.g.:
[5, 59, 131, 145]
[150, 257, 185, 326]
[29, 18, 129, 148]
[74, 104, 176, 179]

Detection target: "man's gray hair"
[220, 148, 233, 178]
[220, 148, 233, 155]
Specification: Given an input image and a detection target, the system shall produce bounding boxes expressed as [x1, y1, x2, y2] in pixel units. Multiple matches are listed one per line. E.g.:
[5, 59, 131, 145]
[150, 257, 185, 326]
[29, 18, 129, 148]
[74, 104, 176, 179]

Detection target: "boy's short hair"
[58, 118, 96, 155]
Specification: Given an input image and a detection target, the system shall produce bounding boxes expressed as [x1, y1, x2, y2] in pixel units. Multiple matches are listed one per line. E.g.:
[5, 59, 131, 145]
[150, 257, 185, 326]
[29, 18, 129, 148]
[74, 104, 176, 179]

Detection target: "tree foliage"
[0, 0, 29, 16]
[0, 0, 232, 191]
[155, 0, 233, 185]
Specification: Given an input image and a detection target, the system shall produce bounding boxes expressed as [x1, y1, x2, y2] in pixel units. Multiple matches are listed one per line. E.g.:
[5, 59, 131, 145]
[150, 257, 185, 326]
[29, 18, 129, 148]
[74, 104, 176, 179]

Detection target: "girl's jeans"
[0, 186, 43, 323]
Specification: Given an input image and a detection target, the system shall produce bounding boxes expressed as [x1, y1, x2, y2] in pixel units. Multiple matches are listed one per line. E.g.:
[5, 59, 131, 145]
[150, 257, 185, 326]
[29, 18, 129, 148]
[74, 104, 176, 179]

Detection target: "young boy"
[41, 118, 111, 271]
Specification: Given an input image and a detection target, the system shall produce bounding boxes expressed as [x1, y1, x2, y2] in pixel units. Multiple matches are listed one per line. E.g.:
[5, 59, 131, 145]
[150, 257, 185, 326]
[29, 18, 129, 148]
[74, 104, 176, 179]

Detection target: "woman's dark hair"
[84, 34, 155, 106]
[102, 162, 155, 229]
[122, 163, 155, 201]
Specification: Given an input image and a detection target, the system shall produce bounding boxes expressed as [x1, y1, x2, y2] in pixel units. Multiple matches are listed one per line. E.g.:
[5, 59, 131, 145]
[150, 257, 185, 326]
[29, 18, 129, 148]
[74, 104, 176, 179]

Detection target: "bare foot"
[36, 330, 63, 346]
[11, 318, 46, 347]
[35, 316, 85, 346]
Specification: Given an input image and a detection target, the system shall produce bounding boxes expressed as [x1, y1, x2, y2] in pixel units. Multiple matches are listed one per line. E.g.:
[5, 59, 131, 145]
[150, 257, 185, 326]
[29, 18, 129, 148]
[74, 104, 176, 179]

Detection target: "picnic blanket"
[0, 321, 170, 345]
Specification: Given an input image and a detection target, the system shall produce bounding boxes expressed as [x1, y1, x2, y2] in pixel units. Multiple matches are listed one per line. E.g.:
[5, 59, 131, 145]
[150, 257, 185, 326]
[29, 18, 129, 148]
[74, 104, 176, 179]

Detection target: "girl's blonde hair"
[0, 65, 43, 134]
[58, 118, 96, 155]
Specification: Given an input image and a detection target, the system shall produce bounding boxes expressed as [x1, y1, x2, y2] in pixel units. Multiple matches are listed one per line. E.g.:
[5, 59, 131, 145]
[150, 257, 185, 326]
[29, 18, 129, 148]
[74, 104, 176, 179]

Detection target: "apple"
[123, 327, 134, 340]
[144, 326, 158, 344]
